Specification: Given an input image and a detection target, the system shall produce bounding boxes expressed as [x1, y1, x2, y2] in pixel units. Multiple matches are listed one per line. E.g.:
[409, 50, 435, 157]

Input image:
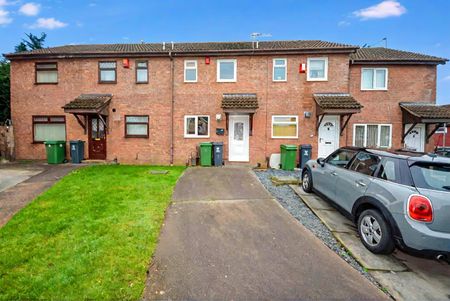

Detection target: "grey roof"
[400, 102, 450, 119]
[351, 47, 447, 64]
[63, 94, 112, 111]
[314, 93, 363, 110]
[222, 93, 259, 111]
[5, 40, 358, 59]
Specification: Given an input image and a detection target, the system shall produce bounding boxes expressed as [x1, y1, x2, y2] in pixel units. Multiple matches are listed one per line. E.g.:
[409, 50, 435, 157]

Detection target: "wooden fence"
[0, 125, 14, 161]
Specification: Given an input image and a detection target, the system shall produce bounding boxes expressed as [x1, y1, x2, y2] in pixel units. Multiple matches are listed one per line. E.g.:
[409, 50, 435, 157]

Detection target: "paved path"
[144, 167, 387, 300]
[0, 163, 80, 227]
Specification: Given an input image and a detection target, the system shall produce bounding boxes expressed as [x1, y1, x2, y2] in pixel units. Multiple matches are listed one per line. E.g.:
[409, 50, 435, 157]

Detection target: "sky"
[0, 0, 449, 104]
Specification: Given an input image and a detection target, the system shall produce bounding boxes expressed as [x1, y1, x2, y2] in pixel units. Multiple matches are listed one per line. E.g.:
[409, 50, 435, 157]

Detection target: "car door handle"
[355, 180, 366, 187]
[330, 171, 338, 176]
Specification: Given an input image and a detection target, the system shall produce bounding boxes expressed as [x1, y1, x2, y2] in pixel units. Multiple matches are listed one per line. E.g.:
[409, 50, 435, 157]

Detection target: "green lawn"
[0, 165, 185, 300]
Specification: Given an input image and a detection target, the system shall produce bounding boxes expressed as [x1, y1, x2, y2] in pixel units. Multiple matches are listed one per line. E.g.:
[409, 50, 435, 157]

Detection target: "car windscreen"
[410, 163, 450, 192]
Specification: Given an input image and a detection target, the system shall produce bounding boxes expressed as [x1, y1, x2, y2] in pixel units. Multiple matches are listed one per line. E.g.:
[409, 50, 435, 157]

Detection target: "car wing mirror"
[317, 158, 325, 167]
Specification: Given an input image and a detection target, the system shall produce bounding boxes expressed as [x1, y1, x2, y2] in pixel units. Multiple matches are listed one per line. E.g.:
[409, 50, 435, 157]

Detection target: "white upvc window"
[271, 115, 298, 139]
[353, 124, 392, 148]
[361, 68, 388, 90]
[273, 58, 287, 81]
[184, 115, 210, 138]
[184, 60, 197, 82]
[307, 57, 328, 81]
[217, 59, 237, 82]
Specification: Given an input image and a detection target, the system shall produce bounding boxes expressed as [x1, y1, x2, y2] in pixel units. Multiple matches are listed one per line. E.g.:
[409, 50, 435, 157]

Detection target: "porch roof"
[314, 93, 363, 115]
[221, 93, 259, 113]
[400, 102, 450, 123]
[63, 94, 112, 114]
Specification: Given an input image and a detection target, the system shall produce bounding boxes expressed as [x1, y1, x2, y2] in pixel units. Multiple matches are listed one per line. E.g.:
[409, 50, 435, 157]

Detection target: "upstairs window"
[184, 60, 198, 82]
[273, 58, 287, 81]
[136, 61, 148, 83]
[354, 124, 392, 148]
[307, 57, 328, 81]
[217, 59, 237, 82]
[99, 61, 117, 83]
[184, 115, 209, 138]
[361, 68, 388, 90]
[32, 116, 66, 143]
[125, 115, 149, 138]
[35, 62, 58, 84]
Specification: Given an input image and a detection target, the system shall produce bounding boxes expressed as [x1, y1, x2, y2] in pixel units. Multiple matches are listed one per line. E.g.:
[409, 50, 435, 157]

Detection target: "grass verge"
[0, 165, 185, 300]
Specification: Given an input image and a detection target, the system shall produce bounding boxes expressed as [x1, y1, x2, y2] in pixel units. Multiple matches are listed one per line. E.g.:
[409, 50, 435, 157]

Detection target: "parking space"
[291, 185, 450, 301]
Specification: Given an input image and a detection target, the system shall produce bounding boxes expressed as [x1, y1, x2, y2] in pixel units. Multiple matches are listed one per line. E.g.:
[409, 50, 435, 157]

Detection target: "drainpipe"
[169, 51, 175, 165]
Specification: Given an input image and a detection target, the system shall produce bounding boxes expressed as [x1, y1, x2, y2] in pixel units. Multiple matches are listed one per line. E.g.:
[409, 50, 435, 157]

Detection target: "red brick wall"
[10, 55, 438, 165]
[348, 64, 437, 152]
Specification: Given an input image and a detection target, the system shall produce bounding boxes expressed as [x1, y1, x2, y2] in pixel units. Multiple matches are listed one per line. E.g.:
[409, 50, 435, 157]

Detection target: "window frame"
[361, 68, 388, 91]
[184, 60, 198, 83]
[98, 61, 117, 84]
[272, 58, 287, 82]
[271, 115, 299, 139]
[217, 59, 237, 82]
[353, 124, 393, 148]
[35, 62, 58, 85]
[184, 115, 210, 138]
[135, 60, 149, 84]
[306, 57, 328, 81]
[32, 115, 66, 143]
[124, 115, 149, 138]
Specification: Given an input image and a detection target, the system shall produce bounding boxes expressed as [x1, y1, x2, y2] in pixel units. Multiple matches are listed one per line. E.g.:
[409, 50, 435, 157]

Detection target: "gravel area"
[255, 168, 381, 286]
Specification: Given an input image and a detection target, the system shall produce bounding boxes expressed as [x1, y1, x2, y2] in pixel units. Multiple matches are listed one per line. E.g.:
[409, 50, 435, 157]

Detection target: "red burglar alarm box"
[205, 57, 211, 65]
[123, 58, 130, 68]
[299, 63, 306, 73]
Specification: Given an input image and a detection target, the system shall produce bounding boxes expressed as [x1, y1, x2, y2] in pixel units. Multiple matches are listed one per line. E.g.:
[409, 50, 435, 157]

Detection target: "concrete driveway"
[144, 167, 387, 300]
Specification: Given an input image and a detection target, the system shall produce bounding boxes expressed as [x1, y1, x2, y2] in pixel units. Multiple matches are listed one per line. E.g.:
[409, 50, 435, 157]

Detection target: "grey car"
[302, 147, 450, 260]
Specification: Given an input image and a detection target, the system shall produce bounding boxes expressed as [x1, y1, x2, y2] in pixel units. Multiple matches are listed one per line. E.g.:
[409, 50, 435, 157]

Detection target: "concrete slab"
[371, 270, 450, 301]
[0, 168, 43, 192]
[312, 208, 356, 233]
[270, 175, 299, 186]
[335, 232, 408, 272]
[290, 185, 334, 210]
[145, 198, 387, 300]
[172, 167, 273, 201]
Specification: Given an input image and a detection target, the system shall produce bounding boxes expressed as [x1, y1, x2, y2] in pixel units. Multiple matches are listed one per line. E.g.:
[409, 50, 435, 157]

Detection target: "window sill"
[217, 80, 237, 83]
[135, 82, 148, 85]
[272, 80, 287, 83]
[125, 135, 149, 138]
[184, 81, 198, 83]
[306, 78, 328, 82]
[360, 89, 388, 92]
[34, 82, 58, 85]
[271, 136, 299, 139]
[98, 81, 117, 84]
[184, 136, 211, 139]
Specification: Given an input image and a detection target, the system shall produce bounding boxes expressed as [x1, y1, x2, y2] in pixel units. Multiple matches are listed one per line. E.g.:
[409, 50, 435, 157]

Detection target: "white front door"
[318, 115, 340, 158]
[229, 115, 249, 162]
[404, 124, 425, 152]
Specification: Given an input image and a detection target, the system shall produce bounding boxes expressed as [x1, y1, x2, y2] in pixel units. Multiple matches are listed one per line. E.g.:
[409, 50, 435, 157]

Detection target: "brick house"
[4, 40, 449, 166]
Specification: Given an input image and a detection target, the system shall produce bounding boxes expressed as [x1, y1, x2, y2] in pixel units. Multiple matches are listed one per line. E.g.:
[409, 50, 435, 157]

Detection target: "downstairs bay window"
[184, 115, 210, 138]
[32, 116, 66, 143]
[353, 124, 392, 148]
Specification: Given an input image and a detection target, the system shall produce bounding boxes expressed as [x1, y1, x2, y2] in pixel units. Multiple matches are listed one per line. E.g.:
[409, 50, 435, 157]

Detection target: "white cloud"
[30, 17, 67, 29]
[19, 2, 40, 16]
[338, 20, 350, 27]
[0, 0, 9, 6]
[0, 9, 12, 25]
[442, 76, 450, 82]
[354, 1, 406, 20]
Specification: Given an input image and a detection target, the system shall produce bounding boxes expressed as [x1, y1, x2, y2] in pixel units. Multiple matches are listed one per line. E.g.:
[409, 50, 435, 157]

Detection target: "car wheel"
[302, 169, 313, 193]
[357, 209, 395, 254]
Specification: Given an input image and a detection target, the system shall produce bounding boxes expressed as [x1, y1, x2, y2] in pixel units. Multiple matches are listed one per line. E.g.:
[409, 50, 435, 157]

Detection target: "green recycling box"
[44, 141, 66, 164]
[199, 142, 213, 166]
[280, 144, 298, 171]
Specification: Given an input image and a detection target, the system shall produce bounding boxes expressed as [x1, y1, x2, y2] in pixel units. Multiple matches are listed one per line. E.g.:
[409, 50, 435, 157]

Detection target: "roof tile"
[222, 93, 259, 111]
[63, 94, 112, 110]
[351, 47, 447, 64]
[314, 93, 363, 110]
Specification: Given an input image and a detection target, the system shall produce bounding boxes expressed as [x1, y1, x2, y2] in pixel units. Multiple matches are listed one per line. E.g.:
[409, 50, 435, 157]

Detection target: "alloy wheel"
[302, 173, 310, 191]
[360, 215, 382, 247]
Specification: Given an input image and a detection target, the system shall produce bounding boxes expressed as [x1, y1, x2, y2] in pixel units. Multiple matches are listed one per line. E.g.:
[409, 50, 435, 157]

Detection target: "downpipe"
[169, 51, 175, 166]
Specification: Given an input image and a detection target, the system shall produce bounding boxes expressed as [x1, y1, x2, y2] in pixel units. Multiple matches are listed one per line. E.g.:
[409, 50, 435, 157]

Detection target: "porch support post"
[402, 122, 418, 143]
[74, 114, 87, 134]
[225, 113, 229, 133]
[316, 114, 325, 133]
[97, 114, 108, 133]
[426, 123, 442, 143]
[249, 113, 254, 136]
[340, 114, 352, 136]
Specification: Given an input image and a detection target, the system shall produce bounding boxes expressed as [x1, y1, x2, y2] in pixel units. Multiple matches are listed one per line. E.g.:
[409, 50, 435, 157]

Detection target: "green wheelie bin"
[280, 144, 298, 171]
[199, 142, 213, 166]
[44, 141, 66, 164]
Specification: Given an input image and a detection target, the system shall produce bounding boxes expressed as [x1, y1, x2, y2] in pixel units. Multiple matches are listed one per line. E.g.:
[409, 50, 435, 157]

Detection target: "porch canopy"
[221, 93, 259, 135]
[314, 93, 363, 136]
[62, 94, 112, 133]
[400, 102, 450, 143]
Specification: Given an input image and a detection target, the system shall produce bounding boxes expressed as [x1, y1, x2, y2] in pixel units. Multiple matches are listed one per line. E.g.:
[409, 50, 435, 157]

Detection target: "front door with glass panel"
[88, 116, 107, 160]
[404, 124, 425, 152]
[229, 115, 249, 162]
[318, 115, 339, 158]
